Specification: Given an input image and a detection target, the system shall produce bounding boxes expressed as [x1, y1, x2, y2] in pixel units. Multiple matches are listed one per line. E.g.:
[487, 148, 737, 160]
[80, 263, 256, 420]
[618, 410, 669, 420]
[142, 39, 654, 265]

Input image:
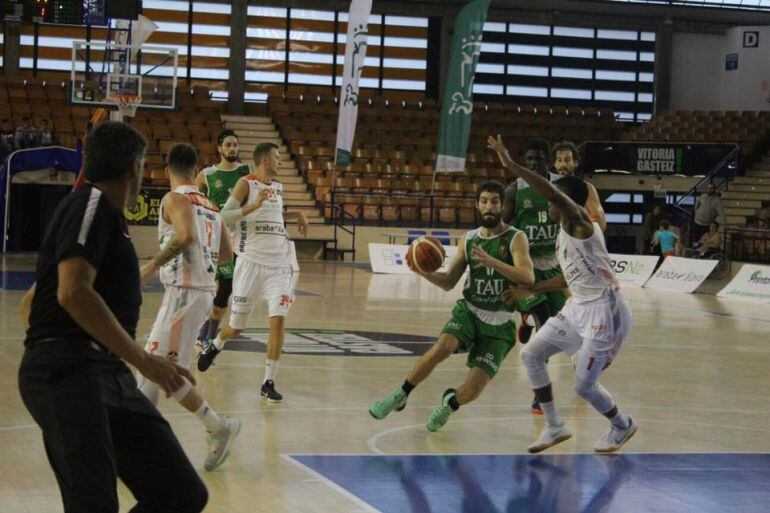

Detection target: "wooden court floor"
[1, 257, 770, 512]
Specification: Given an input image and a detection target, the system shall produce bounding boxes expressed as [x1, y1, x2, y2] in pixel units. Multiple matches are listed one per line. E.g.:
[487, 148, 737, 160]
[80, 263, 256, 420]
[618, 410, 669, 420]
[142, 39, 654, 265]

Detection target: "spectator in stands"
[651, 220, 680, 259]
[693, 181, 726, 242]
[552, 141, 607, 231]
[0, 118, 15, 160]
[37, 119, 55, 146]
[694, 221, 724, 257]
[15, 117, 37, 149]
[642, 204, 666, 254]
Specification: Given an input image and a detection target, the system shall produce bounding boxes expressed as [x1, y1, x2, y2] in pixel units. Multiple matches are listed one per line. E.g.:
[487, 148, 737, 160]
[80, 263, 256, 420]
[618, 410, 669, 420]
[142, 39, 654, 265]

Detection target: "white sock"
[195, 402, 225, 432]
[213, 335, 226, 350]
[610, 411, 630, 429]
[263, 359, 279, 383]
[540, 401, 563, 428]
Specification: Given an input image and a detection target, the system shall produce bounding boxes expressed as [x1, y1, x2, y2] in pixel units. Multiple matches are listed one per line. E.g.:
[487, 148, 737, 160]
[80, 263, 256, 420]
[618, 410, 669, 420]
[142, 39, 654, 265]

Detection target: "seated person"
[694, 221, 724, 257]
[651, 220, 680, 258]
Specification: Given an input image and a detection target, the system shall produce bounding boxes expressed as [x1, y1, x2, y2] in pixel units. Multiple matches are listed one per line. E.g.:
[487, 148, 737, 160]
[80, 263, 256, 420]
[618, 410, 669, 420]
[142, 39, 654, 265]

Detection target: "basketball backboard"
[70, 41, 178, 111]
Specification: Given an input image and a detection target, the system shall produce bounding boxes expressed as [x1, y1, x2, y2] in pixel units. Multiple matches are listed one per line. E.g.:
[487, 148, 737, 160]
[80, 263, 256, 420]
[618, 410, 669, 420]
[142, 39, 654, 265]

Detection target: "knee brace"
[213, 277, 233, 309]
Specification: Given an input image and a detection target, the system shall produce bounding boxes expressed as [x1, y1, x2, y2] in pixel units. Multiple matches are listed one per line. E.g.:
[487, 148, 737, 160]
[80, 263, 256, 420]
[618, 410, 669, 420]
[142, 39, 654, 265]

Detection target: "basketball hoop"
[112, 93, 142, 118]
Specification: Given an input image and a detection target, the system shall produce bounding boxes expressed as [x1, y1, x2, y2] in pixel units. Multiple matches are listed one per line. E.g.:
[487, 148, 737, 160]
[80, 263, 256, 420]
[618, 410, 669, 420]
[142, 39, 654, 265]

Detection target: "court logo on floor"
[226, 329, 435, 356]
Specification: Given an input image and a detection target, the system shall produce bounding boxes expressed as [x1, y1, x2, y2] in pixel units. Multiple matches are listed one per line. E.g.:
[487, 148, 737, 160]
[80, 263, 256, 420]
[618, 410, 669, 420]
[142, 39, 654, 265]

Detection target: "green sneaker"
[369, 388, 408, 420]
[427, 388, 457, 432]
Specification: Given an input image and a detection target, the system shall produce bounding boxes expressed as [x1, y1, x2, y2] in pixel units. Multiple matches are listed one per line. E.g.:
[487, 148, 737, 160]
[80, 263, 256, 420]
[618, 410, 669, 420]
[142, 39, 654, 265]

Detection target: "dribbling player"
[139, 143, 241, 471]
[197, 142, 308, 403]
[489, 135, 637, 453]
[369, 181, 535, 431]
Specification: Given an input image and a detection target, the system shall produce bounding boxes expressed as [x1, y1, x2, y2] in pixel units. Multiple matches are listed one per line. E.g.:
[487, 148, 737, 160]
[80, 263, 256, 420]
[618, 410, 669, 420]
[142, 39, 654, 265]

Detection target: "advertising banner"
[717, 264, 770, 303]
[608, 253, 660, 287]
[643, 256, 719, 293]
[369, 243, 459, 274]
[582, 142, 736, 176]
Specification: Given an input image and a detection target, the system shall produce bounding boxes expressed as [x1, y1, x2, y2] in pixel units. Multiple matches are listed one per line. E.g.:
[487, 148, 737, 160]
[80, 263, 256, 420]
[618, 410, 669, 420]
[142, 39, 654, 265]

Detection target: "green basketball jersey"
[203, 164, 251, 210]
[463, 226, 520, 314]
[513, 172, 561, 264]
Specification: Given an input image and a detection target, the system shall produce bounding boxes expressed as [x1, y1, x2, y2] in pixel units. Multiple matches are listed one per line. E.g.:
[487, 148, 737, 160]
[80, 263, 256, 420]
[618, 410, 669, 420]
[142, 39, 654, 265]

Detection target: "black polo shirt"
[26, 184, 142, 343]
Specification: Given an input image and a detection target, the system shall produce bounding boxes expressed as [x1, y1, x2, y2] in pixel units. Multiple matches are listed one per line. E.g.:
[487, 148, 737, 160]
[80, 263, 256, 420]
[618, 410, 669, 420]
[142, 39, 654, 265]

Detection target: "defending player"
[197, 142, 308, 403]
[195, 129, 252, 348]
[488, 135, 637, 454]
[369, 181, 535, 432]
[502, 138, 567, 415]
[138, 143, 241, 471]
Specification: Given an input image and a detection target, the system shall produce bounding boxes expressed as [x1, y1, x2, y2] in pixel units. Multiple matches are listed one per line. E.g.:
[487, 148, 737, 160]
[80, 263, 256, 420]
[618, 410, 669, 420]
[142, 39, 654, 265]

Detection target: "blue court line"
[291, 453, 770, 513]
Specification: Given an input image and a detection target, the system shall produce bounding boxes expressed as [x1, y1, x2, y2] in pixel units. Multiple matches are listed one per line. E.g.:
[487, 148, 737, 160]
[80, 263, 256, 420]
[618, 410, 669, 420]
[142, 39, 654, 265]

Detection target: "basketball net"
[111, 93, 142, 121]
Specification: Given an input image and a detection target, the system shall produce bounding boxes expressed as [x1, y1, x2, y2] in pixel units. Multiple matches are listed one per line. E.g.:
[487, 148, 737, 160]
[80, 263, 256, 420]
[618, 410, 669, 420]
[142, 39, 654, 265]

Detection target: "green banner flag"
[435, 0, 490, 173]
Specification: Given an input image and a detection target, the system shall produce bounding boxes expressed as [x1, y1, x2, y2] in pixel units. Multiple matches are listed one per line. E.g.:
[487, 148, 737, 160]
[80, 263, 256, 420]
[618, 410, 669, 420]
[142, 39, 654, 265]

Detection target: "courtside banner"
[369, 243, 459, 274]
[435, 0, 490, 172]
[608, 253, 660, 287]
[643, 256, 719, 293]
[334, 0, 372, 167]
[717, 264, 770, 303]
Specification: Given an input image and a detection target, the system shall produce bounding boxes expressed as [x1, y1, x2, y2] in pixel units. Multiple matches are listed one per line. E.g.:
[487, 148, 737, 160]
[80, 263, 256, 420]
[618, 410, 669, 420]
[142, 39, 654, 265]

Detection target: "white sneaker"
[594, 416, 638, 453]
[204, 417, 242, 471]
[527, 423, 573, 454]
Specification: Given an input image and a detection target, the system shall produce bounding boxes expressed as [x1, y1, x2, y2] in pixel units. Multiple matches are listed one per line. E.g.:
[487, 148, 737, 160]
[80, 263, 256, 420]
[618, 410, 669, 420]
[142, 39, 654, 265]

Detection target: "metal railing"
[726, 227, 770, 264]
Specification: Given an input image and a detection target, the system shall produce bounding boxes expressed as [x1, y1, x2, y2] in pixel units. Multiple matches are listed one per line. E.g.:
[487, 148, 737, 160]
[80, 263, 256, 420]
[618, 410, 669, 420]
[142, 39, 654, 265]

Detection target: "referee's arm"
[57, 256, 197, 396]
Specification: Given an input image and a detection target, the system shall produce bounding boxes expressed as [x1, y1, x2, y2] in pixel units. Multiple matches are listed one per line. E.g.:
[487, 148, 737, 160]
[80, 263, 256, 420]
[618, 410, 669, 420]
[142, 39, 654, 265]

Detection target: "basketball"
[406, 236, 445, 273]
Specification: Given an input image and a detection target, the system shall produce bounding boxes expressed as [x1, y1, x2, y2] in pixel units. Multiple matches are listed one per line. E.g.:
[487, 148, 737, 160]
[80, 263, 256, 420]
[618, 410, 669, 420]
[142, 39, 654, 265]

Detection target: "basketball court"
[2, 256, 769, 512]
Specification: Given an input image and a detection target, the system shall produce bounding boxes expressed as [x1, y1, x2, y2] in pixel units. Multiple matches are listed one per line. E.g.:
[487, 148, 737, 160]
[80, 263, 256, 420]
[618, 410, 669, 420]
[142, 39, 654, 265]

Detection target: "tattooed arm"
[140, 193, 195, 283]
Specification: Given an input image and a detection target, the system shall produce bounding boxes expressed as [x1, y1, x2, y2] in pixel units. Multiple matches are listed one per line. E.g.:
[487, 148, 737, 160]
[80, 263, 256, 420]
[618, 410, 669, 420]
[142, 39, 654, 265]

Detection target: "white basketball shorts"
[146, 286, 215, 366]
[230, 257, 297, 329]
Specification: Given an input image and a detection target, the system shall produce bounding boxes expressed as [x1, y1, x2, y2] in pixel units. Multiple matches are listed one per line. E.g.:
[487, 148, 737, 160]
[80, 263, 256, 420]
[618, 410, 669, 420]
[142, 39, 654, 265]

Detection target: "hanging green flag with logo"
[436, 0, 490, 173]
[334, 0, 373, 167]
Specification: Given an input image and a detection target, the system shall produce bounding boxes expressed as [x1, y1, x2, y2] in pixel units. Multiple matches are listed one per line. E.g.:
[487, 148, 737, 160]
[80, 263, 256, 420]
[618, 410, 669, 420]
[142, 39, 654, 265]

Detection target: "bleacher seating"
[0, 75, 225, 188]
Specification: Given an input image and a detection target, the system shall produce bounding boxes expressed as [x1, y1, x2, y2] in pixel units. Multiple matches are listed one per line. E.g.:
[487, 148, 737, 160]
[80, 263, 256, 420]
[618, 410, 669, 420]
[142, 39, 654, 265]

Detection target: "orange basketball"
[406, 236, 445, 273]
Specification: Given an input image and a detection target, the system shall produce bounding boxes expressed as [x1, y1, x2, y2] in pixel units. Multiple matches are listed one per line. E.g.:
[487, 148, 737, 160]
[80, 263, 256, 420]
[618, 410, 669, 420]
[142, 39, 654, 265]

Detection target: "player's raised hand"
[471, 244, 498, 270]
[486, 135, 508, 156]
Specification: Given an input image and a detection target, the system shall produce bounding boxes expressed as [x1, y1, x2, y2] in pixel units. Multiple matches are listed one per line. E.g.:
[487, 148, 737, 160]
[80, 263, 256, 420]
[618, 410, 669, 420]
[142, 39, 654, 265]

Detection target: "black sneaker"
[518, 312, 533, 344]
[197, 344, 221, 372]
[531, 397, 543, 416]
[261, 380, 283, 403]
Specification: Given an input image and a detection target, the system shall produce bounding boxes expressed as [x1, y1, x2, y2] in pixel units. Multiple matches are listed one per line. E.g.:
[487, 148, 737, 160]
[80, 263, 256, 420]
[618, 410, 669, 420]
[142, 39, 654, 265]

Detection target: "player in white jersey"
[197, 142, 309, 403]
[138, 143, 241, 471]
[488, 135, 637, 454]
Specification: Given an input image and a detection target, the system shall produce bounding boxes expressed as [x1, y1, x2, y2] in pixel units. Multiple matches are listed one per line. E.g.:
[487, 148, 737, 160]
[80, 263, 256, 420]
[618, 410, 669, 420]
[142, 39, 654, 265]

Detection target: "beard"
[223, 153, 238, 163]
[480, 212, 501, 228]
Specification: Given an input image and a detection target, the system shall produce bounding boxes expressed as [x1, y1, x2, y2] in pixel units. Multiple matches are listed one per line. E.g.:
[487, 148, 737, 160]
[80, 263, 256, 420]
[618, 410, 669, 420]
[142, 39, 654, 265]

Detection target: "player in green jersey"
[502, 139, 568, 416]
[552, 141, 606, 231]
[195, 129, 252, 348]
[369, 181, 535, 432]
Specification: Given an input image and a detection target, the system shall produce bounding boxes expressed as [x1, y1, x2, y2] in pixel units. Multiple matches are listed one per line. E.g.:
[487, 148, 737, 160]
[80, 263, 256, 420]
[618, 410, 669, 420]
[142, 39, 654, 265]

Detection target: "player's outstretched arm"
[470, 231, 534, 286]
[415, 234, 468, 291]
[502, 182, 517, 225]
[218, 219, 233, 264]
[487, 135, 592, 238]
[140, 193, 196, 282]
[219, 178, 268, 225]
[586, 182, 607, 231]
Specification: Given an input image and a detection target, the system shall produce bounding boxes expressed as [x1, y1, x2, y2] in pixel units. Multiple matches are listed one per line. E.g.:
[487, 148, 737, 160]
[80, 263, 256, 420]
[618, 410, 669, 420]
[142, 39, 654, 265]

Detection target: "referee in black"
[18, 121, 208, 513]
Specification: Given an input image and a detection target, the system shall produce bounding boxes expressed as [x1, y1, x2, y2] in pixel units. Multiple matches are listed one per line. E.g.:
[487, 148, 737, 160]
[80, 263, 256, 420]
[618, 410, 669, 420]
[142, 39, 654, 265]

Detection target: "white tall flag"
[334, 0, 373, 167]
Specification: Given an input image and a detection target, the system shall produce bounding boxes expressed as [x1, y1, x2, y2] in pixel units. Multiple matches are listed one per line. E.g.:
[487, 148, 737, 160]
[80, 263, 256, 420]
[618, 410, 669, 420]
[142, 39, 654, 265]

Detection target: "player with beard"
[551, 141, 606, 231]
[194, 130, 252, 349]
[369, 181, 535, 432]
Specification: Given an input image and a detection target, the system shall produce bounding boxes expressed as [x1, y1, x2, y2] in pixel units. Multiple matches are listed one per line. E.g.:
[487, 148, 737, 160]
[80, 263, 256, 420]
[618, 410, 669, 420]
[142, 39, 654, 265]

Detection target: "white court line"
[366, 415, 770, 456]
[212, 361, 574, 371]
[280, 454, 382, 513]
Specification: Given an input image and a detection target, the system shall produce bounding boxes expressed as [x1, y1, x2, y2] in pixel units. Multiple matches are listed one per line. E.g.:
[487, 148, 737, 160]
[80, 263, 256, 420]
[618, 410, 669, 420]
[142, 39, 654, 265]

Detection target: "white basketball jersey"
[236, 177, 292, 267]
[556, 222, 619, 303]
[158, 185, 221, 292]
